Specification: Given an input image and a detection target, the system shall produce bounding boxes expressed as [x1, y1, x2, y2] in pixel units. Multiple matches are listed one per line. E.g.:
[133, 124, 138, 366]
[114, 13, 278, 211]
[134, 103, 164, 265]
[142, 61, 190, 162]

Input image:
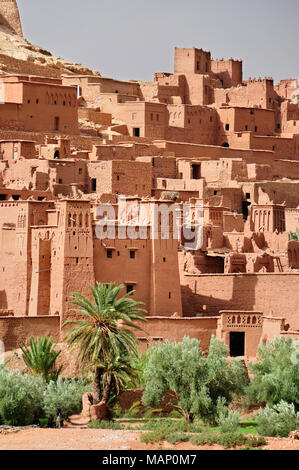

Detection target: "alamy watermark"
[290, 80, 299, 105]
[95, 195, 204, 250]
[291, 339, 299, 365]
[0, 340, 4, 365]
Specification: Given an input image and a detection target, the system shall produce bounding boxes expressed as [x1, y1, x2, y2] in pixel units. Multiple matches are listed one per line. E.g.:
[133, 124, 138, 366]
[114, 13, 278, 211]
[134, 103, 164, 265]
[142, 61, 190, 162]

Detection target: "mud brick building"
[0, 2, 298, 360]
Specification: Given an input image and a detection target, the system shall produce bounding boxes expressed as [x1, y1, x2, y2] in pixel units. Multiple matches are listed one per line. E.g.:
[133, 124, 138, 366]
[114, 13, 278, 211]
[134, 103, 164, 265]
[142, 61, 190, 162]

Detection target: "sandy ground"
[0, 426, 298, 451]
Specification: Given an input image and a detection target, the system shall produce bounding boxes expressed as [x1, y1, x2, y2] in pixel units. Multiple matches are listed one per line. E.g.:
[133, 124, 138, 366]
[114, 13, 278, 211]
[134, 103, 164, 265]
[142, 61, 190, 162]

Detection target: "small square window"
[225, 124, 230, 131]
[107, 250, 113, 259]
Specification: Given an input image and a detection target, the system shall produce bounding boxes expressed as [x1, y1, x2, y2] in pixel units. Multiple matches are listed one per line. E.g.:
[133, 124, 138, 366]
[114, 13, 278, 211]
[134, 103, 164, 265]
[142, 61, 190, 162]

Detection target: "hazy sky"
[18, 0, 299, 84]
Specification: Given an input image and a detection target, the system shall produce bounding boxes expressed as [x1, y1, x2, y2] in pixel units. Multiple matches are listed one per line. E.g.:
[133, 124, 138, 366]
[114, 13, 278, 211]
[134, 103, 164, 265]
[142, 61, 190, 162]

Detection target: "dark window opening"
[38, 197, 45, 201]
[133, 128, 140, 137]
[192, 164, 201, 179]
[225, 124, 230, 131]
[12, 195, 20, 201]
[163, 257, 166, 262]
[126, 284, 134, 295]
[242, 200, 251, 221]
[54, 117, 59, 131]
[222, 142, 229, 147]
[92, 179, 97, 192]
[58, 179, 62, 184]
[254, 126, 258, 132]
[0, 194, 6, 200]
[246, 193, 250, 199]
[169, 292, 172, 299]
[54, 150, 60, 159]
[130, 250, 135, 259]
[107, 250, 113, 259]
[214, 190, 218, 196]
[230, 332, 245, 357]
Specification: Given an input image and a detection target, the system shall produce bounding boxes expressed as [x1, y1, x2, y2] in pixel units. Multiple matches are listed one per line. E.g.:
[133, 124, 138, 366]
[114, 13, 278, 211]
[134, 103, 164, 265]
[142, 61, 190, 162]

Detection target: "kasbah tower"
[0, 0, 298, 365]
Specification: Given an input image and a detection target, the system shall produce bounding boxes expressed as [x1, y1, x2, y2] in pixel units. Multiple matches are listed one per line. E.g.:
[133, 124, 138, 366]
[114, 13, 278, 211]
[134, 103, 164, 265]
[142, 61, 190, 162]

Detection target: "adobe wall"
[134, 316, 218, 352]
[181, 273, 299, 329]
[0, 316, 60, 351]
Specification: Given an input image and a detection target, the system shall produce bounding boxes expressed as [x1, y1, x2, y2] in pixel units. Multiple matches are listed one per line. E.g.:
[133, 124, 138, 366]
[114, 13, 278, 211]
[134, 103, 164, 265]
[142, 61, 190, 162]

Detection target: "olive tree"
[142, 335, 248, 424]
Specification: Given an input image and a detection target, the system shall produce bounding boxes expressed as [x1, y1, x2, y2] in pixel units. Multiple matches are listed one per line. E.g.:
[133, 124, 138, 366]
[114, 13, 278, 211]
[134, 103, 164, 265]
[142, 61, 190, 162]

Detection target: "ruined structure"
[0, 0, 22, 36]
[0, 2, 298, 360]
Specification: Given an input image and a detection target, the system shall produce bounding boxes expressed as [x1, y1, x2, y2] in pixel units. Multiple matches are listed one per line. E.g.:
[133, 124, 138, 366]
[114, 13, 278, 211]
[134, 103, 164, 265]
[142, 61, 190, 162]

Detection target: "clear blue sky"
[18, 0, 299, 84]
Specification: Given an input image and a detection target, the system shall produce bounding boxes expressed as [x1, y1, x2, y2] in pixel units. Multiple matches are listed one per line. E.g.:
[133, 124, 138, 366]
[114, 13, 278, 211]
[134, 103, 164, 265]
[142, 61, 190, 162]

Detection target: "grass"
[86, 416, 266, 449]
[88, 420, 125, 430]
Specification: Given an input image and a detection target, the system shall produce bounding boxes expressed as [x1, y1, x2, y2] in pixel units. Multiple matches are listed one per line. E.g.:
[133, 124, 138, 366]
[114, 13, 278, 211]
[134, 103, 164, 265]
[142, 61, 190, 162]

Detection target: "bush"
[142, 336, 248, 425]
[139, 418, 203, 433]
[190, 431, 264, 449]
[190, 431, 218, 446]
[217, 432, 247, 449]
[20, 336, 62, 383]
[218, 409, 240, 433]
[0, 367, 45, 426]
[140, 429, 167, 444]
[88, 420, 125, 430]
[166, 432, 189, 445]
[246, 337, 299, 409]
[245, 436, 267, 448]
[42, 377, 90, 418]
[139, 419, 203, 443]
[256, 401, 299, 437]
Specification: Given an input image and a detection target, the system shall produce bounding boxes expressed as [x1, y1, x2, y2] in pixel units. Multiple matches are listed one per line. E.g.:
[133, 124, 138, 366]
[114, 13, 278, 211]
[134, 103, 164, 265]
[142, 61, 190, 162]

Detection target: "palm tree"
[94, 353, 140, 411]
[63, 282, 147, 403]
[19, 336, 62, 383]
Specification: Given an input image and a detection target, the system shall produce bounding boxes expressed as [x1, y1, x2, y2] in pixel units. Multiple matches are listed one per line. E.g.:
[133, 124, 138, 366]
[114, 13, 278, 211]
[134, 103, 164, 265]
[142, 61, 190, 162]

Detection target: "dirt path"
[0, 427, 298, 451]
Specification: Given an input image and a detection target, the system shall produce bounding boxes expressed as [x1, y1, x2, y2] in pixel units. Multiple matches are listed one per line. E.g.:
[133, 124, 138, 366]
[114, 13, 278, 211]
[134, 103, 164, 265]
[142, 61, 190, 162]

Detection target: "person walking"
[56, 407, 63, 429]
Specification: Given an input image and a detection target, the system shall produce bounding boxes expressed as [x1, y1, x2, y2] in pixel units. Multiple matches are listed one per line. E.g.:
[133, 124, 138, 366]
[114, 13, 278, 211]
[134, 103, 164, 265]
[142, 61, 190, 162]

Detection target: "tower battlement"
[0, 0, 22, 36]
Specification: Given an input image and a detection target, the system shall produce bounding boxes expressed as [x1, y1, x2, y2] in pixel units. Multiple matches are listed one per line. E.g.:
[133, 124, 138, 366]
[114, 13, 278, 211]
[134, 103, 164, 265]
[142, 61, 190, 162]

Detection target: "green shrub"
[20, 336, 62, 383]
[139, 419, 203, 444]
[142, 336, 248, 425]
[88, 420, 125, 430]
[246, 337, 299, 409]
[140, 418, 203, 433]
[166, 432, 189, 445]
[42, 377, 90, 418]
[256, 401, 299, 437]
[0, 367, 45, 426]
[217, 432, 247, 449]
[190, 431, 218, 446]
[190, 431, 265, 449]
[140, 429, 167, 444]
[245, 436, 267, 448]
[218, 409, 240, 433]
